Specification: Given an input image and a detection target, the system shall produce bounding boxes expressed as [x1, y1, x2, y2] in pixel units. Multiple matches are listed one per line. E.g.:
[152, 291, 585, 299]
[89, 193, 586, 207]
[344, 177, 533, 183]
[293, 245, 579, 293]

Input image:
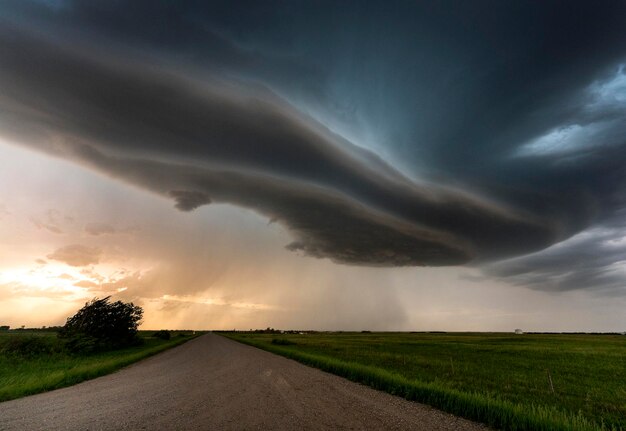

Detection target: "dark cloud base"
[0, 25, 560, 267]
[1, 1, 626, 293]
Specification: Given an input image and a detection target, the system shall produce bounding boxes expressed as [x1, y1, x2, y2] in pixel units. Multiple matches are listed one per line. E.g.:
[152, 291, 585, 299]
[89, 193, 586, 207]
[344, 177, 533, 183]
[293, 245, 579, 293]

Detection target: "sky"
[1, 0, 626, 331]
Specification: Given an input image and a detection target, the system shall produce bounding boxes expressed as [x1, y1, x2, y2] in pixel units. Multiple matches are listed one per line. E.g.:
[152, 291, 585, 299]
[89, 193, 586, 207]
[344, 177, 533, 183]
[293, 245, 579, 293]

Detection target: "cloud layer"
[1, 139, 625, 331]
[1, 1, 626, 293]
[0, 24, 557, 267]
[47, 244, 102, 267]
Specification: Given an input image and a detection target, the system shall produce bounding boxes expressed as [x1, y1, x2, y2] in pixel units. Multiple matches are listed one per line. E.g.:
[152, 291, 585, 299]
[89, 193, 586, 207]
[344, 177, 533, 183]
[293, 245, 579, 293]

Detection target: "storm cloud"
[1, 1, 626, 292]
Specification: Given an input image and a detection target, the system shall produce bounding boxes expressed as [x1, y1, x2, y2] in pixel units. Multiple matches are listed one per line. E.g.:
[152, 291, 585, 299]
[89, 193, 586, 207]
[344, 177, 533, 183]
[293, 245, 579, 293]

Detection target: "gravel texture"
[0, 333, 489, 430]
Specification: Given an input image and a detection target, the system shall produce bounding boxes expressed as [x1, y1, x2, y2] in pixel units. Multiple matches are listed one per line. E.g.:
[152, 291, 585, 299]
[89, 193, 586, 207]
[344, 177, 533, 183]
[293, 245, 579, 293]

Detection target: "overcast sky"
[1, 1, 625, 331]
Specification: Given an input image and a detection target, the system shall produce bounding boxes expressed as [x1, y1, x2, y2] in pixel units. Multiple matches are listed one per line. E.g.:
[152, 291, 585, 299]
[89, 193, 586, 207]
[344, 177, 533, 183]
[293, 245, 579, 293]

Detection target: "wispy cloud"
[47, 244, 102, 267]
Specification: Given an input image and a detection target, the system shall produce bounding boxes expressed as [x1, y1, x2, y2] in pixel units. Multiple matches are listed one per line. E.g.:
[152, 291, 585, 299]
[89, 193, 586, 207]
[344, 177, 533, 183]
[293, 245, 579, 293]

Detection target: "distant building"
[514, 329, 524, 334]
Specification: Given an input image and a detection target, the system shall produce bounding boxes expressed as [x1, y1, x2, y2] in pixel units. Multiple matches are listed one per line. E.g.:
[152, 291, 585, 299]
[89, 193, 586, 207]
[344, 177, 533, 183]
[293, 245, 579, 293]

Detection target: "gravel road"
[0, 333, 488, 430]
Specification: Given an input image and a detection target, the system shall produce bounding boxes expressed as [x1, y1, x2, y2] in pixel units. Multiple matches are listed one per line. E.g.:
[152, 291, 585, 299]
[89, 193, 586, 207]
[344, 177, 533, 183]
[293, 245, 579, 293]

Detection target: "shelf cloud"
[1, 1, 626, 293]
[0, 25, 557, 267]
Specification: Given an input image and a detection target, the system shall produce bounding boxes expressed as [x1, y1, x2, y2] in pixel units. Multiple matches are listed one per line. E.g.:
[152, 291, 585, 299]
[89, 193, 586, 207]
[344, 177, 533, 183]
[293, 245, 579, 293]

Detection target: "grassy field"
[0, 330, 198, 402]
[224, 332, 625, 431]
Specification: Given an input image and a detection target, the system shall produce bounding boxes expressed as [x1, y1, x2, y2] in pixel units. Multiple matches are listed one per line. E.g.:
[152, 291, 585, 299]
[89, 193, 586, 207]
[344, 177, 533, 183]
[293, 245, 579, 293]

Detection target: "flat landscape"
[0, 333, 486, 431]
[2, 4, 626, 431]
[225, 332, 626, 431]
[0, 330, 196, 402]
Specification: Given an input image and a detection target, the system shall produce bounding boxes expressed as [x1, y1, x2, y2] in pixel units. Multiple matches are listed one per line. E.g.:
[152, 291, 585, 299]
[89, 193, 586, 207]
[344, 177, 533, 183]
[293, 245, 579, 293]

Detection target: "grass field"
[0, 330, 198, 402]
[224, 332, 625, 431]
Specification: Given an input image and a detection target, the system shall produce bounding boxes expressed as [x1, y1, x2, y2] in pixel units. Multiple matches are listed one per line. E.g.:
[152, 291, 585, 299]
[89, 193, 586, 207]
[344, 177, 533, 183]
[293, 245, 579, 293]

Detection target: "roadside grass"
[224, 332, 625, 431]
[0, 330, 199, 402]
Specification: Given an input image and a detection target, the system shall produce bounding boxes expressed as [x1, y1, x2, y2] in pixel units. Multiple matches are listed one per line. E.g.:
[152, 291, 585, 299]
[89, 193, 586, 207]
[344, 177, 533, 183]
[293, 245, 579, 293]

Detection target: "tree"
[59, 296, 143, 352]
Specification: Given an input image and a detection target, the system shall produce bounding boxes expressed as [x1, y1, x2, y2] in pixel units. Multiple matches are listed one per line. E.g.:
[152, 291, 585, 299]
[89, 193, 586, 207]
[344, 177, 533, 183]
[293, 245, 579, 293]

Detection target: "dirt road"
[0, 334, 487, 430]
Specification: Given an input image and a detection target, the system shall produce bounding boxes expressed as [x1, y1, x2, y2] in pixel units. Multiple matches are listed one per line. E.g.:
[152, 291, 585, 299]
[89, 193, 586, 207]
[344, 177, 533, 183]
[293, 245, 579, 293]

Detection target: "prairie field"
[0, 330, 197, 402]
[225, 332, 626, 431]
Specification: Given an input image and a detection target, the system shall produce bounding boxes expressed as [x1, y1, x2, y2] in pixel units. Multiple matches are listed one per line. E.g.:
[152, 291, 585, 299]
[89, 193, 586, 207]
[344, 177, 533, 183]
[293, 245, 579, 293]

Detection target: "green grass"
[224, 332, 625, 431]
[0, 330, 198, 402]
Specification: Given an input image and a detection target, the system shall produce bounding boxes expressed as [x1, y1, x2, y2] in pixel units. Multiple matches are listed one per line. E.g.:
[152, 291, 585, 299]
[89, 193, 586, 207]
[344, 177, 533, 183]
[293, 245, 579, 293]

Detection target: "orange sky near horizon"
[1, 140, 625, 332]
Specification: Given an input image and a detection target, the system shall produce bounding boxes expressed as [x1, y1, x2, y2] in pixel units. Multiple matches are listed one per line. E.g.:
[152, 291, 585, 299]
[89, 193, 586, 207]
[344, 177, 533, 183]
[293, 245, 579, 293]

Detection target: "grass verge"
[0, 331, 199, 402]
[224, 333, 624, 431]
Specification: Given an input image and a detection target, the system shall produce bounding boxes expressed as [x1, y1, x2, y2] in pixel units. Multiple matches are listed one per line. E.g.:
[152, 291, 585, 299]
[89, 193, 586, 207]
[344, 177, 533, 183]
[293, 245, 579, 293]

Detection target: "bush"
[271, 338, 296, 346]
[153, 330, 171, 340]
[0, 336, 62, 358]
[58, 297, 143, 353]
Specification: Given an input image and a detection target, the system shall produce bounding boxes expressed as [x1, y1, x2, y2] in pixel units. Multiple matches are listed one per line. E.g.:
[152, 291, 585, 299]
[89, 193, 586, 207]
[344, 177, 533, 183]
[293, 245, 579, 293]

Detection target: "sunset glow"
[1, 1, 626, 332]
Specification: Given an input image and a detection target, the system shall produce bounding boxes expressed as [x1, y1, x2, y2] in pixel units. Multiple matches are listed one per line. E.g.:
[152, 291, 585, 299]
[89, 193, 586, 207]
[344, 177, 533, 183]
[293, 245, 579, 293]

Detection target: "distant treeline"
[215, 328, 314, 334]
[216, 328, 626, 335]
[1, 326, 202, 334]
[524, 331, 626, 335]
[0, 326, 62, 332]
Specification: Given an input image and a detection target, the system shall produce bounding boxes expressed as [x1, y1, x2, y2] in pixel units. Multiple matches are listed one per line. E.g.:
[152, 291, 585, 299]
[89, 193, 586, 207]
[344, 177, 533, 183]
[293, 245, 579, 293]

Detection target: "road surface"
[0, 333, 488, 430]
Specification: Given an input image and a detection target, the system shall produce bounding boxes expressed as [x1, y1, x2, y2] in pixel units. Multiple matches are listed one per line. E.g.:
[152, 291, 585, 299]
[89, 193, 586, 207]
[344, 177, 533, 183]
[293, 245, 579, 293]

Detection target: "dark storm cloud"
[70, 142, 470, 266]
[485, 213, 626, 295]
[0, 25, 558, 266]
[169, 191, 212, 212]
[1, 1, 626, 289]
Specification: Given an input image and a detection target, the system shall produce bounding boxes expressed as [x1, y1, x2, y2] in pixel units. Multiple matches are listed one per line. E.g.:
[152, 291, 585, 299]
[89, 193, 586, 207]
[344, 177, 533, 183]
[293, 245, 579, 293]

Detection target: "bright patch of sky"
[516, 65, 626, 157]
